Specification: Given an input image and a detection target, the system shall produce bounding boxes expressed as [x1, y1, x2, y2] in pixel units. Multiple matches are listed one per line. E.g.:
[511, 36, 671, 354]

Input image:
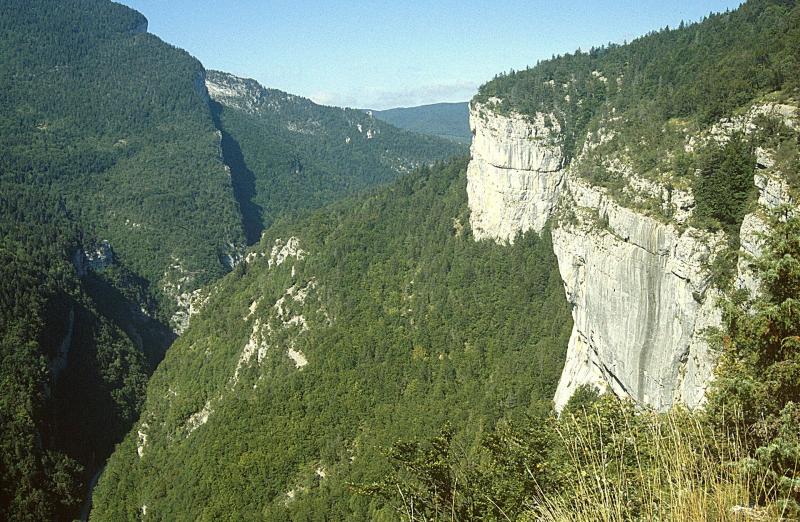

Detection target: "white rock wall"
[551, 178, 723, 410]
[737, 171, 794, 295]
[466, 102, 793, 411]
[467, 102, 566, 242]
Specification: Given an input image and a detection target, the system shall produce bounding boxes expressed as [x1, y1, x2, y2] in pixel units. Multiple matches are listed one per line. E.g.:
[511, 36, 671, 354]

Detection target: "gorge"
[2, 0, 799, 520]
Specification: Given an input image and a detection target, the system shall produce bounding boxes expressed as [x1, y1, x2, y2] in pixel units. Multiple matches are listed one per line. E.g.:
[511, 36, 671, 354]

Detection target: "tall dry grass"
[526, 407, 784, 522]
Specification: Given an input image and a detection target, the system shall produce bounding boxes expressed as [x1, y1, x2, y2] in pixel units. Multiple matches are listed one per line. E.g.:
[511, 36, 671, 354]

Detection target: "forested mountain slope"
[0, 185, 158, 521]
[0, 0, 245, 518]
[207, 71, 467, 243]
[369, 102, 472, 144]
[1, 0, 246, 296]
[0, 2, 468, 519]
[91, 159, 573, 520]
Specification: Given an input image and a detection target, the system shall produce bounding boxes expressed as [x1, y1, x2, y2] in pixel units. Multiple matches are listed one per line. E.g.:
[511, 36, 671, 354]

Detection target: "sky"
[118, 0, 744, 110]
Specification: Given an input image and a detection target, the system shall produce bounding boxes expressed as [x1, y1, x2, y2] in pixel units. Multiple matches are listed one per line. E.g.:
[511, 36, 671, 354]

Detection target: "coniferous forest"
[2, 0, 800, 520]
[0, 1, 461, 519]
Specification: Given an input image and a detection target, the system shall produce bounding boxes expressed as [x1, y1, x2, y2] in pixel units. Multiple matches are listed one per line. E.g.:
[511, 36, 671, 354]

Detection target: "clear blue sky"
[118, 0, 743, 110]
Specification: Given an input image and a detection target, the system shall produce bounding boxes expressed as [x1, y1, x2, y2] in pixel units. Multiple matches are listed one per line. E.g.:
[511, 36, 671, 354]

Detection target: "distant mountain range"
[207, 71, 467, 244]
[368, 102, 471, 144]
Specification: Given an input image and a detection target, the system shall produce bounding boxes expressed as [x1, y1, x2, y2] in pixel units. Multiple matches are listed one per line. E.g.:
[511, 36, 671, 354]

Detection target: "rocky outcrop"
[467, 101, 565, 242]
[194, 71, 210, 103]
[550, 178, 723, 410]
[136, 423, 148, 458]
[185, 400, 213, 435]
[466, 100, 795, 411]
[163, 258, 213, 334]
[72, 240, 115, 276]
[235, 277, 318, 383]
[170, 287, 210, 335]
[737, 170, 795, 294]
[205, 70, 303, 116]
[233, 238, 321, 384]
[85, 240, 114, 271]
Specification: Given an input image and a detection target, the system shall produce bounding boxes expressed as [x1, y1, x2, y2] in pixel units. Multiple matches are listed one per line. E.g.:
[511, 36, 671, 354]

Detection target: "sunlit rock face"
[467, 101, 566, 242]
[549, 181, 722, 411]
[466, 100, 795, 411]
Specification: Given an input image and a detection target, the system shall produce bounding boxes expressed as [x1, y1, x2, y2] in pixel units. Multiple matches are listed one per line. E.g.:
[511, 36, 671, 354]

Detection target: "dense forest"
[0, 1, 464, 519]
[366, 207, 800, 520]
[0, 0, 236, 517]
[208, 70, 466, 243]
[0, 183, 151, 520]
[0, 0, 245, 292]
[477, 0, 800, 163]
[369, 102, 472, 144]
[90, 158, 574, 520]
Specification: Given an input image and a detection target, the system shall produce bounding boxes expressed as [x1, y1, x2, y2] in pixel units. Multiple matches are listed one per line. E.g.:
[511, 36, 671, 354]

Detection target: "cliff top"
[474, 0, 800, 162]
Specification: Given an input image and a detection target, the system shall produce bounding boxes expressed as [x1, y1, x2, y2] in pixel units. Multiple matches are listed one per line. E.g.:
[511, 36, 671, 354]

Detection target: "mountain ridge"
[368, 101, 471, 143]
[206, 69, 467, 242]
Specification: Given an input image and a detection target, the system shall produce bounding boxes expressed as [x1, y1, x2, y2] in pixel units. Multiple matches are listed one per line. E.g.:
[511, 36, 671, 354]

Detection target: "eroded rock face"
[233, 239, 324, 385]
[205, 70, 304, 117]
[467, 102, 566, 242]
[466, 101, 794, 411]
[737, 171, 795, 295]
[550, 180, 723, 410]
[73, 240, 115, 276]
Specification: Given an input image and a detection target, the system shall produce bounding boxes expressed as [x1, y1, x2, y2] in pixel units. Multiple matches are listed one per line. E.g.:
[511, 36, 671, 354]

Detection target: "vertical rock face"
[466, 101, 794, 411]
[466, 102, 566, 242]
[737, 170, 795, 295]
[550, 180, 723, 410]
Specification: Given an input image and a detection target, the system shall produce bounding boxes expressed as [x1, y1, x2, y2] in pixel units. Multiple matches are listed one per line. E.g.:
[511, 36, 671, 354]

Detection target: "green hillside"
[369, 102, 472, 144]
[0, 3, 471, 519]
[0, 0, 246, 518]
[0, 0, 246, 294]
[207, 71, 468, 243]
[0, 182, 157, 520]
[90, 158, 573, 520]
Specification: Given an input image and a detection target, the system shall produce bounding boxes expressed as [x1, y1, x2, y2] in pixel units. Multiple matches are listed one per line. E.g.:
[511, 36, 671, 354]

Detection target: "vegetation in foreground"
[368, 208, 800, 521]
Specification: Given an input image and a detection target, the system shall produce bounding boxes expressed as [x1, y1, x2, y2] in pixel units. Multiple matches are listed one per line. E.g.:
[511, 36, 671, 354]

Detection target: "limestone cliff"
[466, 100, 797, 410]
[466, 100, 565, 242]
